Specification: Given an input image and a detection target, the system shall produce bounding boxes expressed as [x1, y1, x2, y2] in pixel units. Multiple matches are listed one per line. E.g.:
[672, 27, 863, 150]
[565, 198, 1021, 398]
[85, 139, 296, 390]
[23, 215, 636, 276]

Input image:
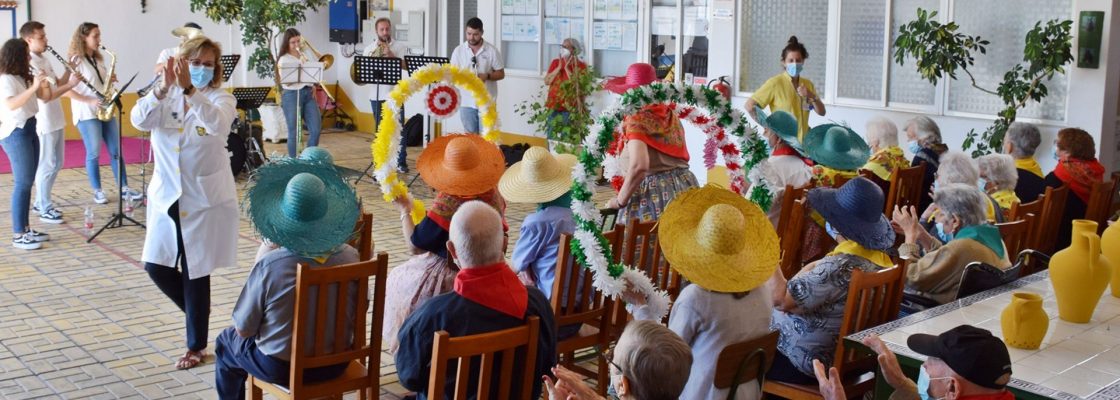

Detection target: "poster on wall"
[370, 0, 390, 11]
[1078, 11, 1104, 69]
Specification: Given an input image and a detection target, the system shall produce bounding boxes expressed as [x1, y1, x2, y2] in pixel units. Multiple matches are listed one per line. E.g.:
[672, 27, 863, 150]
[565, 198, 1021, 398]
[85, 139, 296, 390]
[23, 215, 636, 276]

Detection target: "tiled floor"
[0, 131, 604, 399]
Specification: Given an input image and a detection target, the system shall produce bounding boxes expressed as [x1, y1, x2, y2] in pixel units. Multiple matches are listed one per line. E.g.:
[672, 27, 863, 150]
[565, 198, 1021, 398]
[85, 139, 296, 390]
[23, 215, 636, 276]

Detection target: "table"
[845, 271, 1120, 400]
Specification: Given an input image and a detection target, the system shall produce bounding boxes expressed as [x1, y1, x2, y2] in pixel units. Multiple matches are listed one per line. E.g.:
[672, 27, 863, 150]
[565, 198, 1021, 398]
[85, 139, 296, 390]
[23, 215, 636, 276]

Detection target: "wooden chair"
[1035, 185, 1069, 255]
[715, 331, 780, 400]
[995, 218, 1031, 260]
[347, 211, 374, 261]
[622, 218, 683, 302]
[883, 164, 927, 215]
[427, 316, 541, 400]
[858, 170, 890, 199]
[1009, 197, 1044, 251]
[249, 252, 390, 400]
[779, 197, 809, 279]
[551, 226, 625, 395]
[763, 263, 906, 399]
[1084, 173, 1120, 233]
[776, 184, 811, 235]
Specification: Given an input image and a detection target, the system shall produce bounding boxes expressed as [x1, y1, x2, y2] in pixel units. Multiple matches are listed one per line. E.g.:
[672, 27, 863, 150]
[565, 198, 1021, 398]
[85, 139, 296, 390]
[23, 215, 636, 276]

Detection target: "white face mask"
[559, 48, 571, 58]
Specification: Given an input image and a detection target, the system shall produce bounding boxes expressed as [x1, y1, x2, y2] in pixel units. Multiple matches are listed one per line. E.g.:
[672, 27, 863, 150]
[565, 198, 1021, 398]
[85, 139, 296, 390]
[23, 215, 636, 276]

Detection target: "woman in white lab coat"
[130, 35, 238, 370]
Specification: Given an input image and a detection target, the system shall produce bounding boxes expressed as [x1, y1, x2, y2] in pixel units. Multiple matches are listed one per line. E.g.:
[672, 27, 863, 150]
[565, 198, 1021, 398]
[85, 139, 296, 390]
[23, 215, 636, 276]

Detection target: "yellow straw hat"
[499, 146, 577, 203]
[659, 185, 780, 293]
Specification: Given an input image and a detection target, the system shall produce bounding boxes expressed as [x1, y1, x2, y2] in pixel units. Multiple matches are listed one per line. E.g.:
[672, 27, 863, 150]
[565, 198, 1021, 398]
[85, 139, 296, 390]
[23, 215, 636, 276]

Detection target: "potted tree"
[517, 55, 600, 155]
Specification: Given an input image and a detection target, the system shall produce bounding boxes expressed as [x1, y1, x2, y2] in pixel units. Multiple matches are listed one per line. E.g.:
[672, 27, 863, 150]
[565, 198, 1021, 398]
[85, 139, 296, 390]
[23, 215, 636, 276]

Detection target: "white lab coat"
[130, 85, 238, 279]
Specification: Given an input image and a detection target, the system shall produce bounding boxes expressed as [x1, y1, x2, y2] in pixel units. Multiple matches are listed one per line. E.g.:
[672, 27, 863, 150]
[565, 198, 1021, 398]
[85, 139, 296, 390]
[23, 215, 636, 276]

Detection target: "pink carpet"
[0, 137, 150, 174]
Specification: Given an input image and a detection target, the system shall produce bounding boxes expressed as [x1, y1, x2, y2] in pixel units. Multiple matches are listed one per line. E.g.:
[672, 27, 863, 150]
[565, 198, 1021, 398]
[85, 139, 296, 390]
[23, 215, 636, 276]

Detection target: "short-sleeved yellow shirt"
[751, 73, 818, 141]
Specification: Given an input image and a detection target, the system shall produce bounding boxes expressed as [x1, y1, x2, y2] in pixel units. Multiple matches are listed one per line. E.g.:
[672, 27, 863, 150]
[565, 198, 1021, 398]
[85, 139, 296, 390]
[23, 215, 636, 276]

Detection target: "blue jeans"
[371, 99, 407, 171]
[459, 106, 480, 134]
[76, 117, 126, 190]
[1, 118, 38, 234]
[144, 202, 210, 352]
[214, 327, 348, 400]
[282, 87, 322, 157]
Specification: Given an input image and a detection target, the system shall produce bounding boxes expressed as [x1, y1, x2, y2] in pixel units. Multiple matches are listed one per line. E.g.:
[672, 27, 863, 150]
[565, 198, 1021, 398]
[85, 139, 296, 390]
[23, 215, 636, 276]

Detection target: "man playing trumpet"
[360, 17, 408, 172]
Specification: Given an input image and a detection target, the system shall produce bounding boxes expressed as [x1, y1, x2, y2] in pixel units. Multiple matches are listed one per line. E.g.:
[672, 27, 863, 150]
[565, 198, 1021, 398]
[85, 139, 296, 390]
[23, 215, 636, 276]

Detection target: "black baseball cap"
[907, 325, 1013, 390]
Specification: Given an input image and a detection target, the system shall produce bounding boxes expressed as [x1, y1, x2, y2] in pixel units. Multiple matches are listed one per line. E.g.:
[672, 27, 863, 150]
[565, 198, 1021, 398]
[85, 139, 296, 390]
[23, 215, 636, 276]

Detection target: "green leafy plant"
[188, 0, 327, 88]
[516, 61, 600, 155]
[894, 8, 1073, 156]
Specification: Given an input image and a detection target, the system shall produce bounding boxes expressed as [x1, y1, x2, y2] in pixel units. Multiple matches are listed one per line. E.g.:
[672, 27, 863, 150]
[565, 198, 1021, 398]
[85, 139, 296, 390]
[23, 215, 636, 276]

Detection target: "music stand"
[219, 55, 240, 82]
[232, 87, 272, 171]
[403, 56, 449, 189]
[88, 72, 141, 243]
[353, 56, 404, 184]
[279, 62, 322, 156]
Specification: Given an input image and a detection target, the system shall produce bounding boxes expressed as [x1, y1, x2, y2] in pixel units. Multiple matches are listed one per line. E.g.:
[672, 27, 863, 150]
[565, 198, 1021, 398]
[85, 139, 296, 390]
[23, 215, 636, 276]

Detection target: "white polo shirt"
[449, 40, 504, 109]
[70, 54, 109, 123]
[0, 74, 39, 138]
[360, 39, 409, 102]
[29, 52, 64, 134]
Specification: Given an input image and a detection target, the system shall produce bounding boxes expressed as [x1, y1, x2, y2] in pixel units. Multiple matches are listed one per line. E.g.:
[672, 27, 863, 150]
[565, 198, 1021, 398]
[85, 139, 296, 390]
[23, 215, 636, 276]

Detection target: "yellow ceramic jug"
[1000, 292, 1049, 349]
[1049, 220, 1111, 323]
[1101, 219, 1120, 297]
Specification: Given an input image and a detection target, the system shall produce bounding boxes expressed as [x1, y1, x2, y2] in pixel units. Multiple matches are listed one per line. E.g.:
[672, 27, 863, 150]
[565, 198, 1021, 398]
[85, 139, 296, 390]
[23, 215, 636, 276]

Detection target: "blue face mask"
[917, 365, 950, 400]
[189, 65, 214, 89]
[935, 222, 953, 243]
[786, 62, 804, 77]
[825, 222, 841, 241]
[977, 177, 988, 192]
[907, 140, 922, 154]
[1052, 148, 1060, 161]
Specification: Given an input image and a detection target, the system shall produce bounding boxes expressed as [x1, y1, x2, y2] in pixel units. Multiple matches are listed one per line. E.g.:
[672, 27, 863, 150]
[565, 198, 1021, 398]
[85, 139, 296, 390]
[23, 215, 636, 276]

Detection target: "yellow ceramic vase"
[1049, 220, 1111, 323]
[1000, 292, 1049, 349]
[1100, 220, 1120, 297]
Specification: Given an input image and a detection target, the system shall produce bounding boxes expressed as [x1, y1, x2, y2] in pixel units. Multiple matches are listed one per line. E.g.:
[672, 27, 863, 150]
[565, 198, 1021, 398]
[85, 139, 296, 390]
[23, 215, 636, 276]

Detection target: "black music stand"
[89, 73, 141, 243]
[353, 56, 405, 184]
[403, 56, 449, 189]
[219, 55, 240, 82]
[232, 87, 272, 171]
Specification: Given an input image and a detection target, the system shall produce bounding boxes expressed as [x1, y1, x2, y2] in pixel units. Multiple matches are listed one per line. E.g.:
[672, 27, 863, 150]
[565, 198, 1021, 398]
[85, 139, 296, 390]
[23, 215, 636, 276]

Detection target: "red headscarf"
[427, 189, 509, 231]
[620, 104, 689, 160]
[1054, 157, 1105, 202]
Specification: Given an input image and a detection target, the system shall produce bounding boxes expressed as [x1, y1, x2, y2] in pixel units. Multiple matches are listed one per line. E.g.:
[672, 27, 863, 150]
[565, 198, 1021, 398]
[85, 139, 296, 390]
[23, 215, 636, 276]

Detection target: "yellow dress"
[751, 73, 818, 141]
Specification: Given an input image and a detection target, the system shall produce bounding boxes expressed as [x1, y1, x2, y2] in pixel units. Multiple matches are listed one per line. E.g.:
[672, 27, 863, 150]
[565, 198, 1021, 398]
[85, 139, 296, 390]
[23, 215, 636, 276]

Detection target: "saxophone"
[95, 45, 118, 121]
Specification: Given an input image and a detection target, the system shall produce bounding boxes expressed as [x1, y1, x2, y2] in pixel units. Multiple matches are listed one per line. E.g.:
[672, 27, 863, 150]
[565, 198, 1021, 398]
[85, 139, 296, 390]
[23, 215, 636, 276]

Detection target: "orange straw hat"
[418, 134, 505, 196]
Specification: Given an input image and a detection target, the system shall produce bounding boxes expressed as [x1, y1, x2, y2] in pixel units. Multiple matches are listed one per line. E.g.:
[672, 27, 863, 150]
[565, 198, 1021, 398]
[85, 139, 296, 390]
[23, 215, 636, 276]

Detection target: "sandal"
[176, 350, 206, 369]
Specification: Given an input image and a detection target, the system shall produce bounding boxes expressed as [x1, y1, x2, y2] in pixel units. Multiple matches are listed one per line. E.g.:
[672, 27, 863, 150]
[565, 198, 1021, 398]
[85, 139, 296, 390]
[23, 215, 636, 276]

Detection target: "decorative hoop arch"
[569, 82, 772, 320]
[370, 64, 501, 223]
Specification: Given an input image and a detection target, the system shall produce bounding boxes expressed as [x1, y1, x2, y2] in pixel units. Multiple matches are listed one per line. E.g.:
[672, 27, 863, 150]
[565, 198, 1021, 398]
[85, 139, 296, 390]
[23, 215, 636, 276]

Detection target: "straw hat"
[807, 177, 896, 251]
[755, 105, 803, 154]
[245, 159, 359, 257]
[604, 63, 657, 94]
[299, 146, 335, 165]
[418, 134, 505, 196]
[803, 124, 871, 171]
[499, 146, 576, 203]
[659, 185, 780, 293]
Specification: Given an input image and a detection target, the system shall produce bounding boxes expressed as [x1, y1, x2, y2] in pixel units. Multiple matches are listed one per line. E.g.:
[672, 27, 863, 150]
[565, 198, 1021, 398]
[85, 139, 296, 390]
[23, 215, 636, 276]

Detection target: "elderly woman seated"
[905, 116, 948, 210]
[921, 152, 1004, 242]
[1046, 127, 1106, 250]
[894, 184, 1011, 309]
[861, 116, 908, 182]
[977, 154, 1020, 220]
[1004, 122, 1047, 201]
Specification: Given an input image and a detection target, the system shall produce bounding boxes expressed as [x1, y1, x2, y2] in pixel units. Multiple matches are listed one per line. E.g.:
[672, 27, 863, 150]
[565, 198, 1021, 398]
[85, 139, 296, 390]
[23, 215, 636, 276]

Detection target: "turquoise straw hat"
[803, 123, 871, 171]
[299, 146, 335, 165]
[754, 105, 803, 154]
[244, 158, 359, 257]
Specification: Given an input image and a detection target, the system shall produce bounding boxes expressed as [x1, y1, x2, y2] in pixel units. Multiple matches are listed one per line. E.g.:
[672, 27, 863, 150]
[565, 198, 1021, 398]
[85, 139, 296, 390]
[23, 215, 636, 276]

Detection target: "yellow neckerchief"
[990, 189, 1019, 211]
[813, 165, 859, 187]
[827, 240, 894, 268]
[862, 146, 908, 180]
[1015, 157, 1044, 178]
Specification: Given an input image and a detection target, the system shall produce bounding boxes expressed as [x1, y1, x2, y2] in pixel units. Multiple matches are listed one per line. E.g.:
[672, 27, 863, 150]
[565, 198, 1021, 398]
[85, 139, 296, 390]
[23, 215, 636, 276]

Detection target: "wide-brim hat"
[499, 146, 577, 203]
[755, 105, 803, 154]
[659, 185, 780, 293]
[299, 146, 335, 165]
[604, 63, 657, 94]
[418, 134, 505, 196]
[245, 159, 360, 257]
[807, 177, 895, 250]
[803, 124, 871, 171]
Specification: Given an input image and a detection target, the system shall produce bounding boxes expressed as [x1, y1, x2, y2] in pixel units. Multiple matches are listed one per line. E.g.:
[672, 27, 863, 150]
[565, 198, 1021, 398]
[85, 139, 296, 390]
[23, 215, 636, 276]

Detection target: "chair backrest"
[956, 261, 1022, 299]
[779, 197, 809, 279]
[776, 184, 811, 234]
[714, 331, 780, 396]
[288, 252, 389, 392]
[428, 316, 541, 400]
[995, 218, 1030, 261]
[347, 211, 374, 261]
[859, 170, 891, 199]
[833, 263, 905, 375]
[1035, 184, 1069, 254]
[1009, 197, 1044, 251]
[552, 227, 625, 326]
[885, 164, 927, 215]
[622, 218, 683, 301]
[1084, 174, 1120, 233]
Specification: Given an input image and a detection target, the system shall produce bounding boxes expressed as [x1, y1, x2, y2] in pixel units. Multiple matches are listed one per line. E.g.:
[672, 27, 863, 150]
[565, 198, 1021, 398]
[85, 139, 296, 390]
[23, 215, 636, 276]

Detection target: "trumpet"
[44, 46, 107, 103]
[298, 37, 335, 103]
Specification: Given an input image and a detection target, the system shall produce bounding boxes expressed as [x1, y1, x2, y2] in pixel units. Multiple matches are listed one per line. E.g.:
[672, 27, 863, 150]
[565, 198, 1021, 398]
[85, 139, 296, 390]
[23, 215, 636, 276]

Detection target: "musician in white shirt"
[276, 28, 322, 157]
[0, 38, 51, 250]
[449, 17, 504, 134]
[362, 17, 409, 172]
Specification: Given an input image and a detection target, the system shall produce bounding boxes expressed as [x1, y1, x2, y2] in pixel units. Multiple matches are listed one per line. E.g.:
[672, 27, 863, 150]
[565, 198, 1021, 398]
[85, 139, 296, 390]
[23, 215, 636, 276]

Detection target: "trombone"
[299, 37, 336, 103]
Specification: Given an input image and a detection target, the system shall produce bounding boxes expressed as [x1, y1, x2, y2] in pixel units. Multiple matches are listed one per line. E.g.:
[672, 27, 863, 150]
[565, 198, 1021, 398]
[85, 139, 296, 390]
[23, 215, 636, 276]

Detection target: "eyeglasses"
[188, 59, 216, 68]
[603, 344, 622, 373]
[470, 56, 477, 67]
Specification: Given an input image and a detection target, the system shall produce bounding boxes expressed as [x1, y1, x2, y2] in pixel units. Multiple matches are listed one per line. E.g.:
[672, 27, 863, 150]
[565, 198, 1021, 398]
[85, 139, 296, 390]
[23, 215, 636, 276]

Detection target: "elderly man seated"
[395, 201, 558, 400]
[214, 159, 362, 400]
[815, 325, 1014, 400]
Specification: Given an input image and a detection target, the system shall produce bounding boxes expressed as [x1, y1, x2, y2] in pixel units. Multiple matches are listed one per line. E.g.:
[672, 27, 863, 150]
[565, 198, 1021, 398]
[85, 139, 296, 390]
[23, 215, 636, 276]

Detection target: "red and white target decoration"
[426, 84, 460, 119]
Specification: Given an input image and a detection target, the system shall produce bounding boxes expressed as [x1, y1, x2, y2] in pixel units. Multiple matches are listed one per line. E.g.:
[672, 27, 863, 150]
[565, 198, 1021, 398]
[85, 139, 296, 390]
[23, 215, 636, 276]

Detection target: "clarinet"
[44, 46, 107, 102]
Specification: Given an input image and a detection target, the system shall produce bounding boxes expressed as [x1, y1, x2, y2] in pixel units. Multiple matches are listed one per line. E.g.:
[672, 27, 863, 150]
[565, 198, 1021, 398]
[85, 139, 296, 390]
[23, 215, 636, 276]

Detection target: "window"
[836, 0, 886, 102]
[592, 0, 639, 77]
[737, 0, 829, 96]
[500, 0, 541, 71]
[544, 1, 586, 65]
[888, 0, 939, 107]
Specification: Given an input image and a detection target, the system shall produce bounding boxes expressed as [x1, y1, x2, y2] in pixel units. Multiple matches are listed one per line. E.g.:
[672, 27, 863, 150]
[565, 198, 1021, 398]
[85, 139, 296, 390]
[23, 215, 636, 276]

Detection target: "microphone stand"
[88, 73, 143, 243]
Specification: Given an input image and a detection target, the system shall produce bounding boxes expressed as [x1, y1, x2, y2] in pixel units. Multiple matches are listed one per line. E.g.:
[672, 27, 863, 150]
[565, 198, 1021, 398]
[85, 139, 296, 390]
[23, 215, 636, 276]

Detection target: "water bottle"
[124, 200, 134, 218]
[83, 206, 94, 235]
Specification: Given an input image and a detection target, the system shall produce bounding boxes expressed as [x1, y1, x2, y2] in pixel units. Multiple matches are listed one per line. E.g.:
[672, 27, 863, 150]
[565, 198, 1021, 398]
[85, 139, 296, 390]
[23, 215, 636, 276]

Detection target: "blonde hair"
[68, 22, 100, 61]
[178, 36, 224, 89]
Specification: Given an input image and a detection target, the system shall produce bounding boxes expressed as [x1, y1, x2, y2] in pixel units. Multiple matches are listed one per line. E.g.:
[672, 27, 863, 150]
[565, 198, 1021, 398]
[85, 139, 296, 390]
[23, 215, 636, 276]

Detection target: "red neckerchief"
[960, 391, 1015, 400]
[621, 104, 689, 160]
[1054, 157, 1105, 202]
[454, 262, 528, 319]
[771, 145, 813, 166]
